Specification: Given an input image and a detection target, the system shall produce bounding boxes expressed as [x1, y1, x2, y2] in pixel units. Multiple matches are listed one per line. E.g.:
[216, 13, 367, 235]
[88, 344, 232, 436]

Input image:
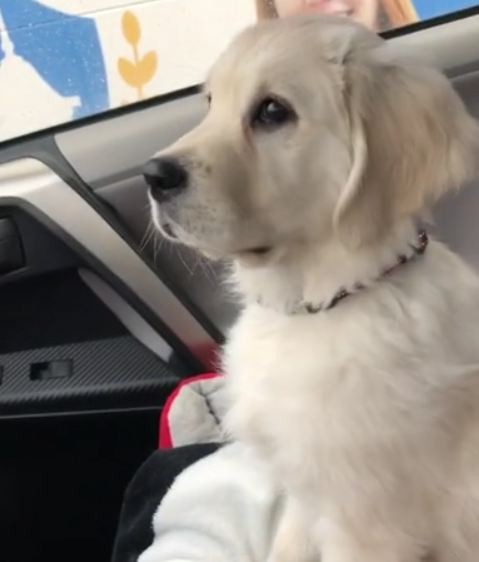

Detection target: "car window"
[0, 0, 477, 144]
[259, 1, 478, 31]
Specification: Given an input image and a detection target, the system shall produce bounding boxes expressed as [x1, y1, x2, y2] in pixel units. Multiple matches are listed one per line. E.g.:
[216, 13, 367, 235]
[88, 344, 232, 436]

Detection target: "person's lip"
[304, 0, 353, 16]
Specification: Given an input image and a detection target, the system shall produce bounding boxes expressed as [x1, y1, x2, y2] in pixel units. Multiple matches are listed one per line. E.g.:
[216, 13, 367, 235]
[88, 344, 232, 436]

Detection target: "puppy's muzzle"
[143, 157, 188, 203]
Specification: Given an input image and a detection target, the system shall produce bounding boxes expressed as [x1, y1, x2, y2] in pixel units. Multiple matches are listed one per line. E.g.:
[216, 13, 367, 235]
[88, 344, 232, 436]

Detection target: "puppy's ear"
[334, 43, 479, 247]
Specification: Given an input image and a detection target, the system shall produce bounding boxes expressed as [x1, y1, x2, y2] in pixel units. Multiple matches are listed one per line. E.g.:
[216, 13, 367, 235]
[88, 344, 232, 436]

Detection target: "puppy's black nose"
[143, 157, 188, 200]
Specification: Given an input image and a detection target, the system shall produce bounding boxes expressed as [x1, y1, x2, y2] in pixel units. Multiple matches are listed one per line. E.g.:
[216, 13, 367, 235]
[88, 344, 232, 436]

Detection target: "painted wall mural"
[0, 0, 476, 143]
[0, 0, 255, 142]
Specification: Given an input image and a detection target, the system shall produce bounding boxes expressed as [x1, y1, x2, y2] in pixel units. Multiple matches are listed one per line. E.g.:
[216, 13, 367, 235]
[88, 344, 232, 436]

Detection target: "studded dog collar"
[259, 230, 429, 315]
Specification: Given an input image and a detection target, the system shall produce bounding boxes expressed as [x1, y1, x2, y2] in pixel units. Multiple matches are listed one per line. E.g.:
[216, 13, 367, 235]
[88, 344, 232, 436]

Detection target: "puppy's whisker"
[140, 220, 156, 253]
[151, 230, 165, 269]
[176, 248, 194, 276]
[201, 257, 216, 283]
[197, 257, 212, 280]
[192, 253, 206, 276]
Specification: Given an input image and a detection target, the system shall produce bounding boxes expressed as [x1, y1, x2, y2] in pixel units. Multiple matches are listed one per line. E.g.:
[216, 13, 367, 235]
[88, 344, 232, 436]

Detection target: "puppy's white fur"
[150, 16, 479, 562]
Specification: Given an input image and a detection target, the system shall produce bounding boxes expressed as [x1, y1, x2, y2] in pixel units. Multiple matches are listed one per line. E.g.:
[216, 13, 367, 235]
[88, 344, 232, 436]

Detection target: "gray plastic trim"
[57, 94, 206, 187]
[0, 158, 216, 365]
[393, 14, 479, 74]
[78, 268, 173, 363]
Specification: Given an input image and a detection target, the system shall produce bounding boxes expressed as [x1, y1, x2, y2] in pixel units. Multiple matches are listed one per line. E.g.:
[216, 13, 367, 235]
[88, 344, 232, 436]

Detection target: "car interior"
[2, 6, 479, 562]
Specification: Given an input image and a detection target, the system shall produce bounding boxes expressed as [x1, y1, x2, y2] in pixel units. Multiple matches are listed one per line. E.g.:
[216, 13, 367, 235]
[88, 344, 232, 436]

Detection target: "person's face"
[273, 0, 378, 29]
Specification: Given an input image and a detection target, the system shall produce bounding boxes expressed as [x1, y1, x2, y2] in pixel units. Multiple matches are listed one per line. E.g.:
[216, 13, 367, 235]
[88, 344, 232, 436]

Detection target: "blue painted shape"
[0, 0, 109, 119]
[413, 0, 478, 20]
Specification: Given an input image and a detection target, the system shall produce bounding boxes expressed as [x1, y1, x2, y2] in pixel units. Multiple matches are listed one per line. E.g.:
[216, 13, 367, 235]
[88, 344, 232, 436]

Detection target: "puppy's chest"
[223, 308, 441, 462]
[225, 312, 365, 436]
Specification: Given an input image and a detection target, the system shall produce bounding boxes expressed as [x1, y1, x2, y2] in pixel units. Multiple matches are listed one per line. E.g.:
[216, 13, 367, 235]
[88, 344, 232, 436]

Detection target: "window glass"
[258, 1, 478, 31]
[0, 0, 477, 143]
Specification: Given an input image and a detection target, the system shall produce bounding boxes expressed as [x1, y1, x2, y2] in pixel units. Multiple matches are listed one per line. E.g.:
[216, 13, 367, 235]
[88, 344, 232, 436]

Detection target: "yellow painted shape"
[118, 10, 159, 100]
[122, 10, 141, 46]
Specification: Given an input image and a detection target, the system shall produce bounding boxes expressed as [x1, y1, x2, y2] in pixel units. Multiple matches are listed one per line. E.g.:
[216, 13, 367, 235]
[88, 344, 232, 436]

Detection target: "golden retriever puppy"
[144, 15, 479, 562]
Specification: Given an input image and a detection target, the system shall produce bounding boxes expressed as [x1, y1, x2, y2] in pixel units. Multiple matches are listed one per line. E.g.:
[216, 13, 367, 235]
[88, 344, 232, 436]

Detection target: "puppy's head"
[144, 16, 479, 261]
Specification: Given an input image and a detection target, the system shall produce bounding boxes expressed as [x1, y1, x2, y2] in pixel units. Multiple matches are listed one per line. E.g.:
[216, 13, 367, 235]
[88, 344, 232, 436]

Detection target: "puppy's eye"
[206, 93, 212, 106]
[252, 97, 295, 129]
